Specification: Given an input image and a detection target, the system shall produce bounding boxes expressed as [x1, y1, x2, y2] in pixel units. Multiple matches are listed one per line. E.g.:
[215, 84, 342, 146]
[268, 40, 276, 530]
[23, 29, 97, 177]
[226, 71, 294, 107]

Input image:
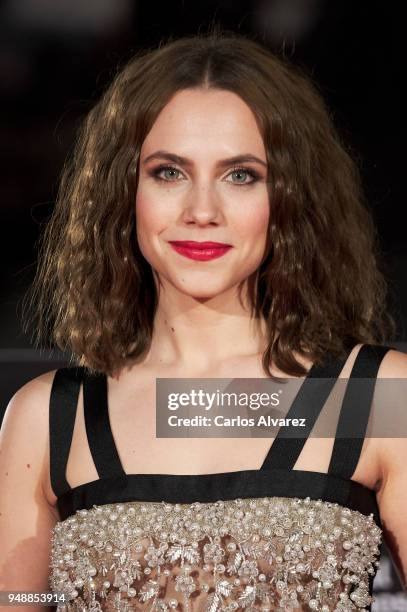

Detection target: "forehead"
[141, 88, 266, 158]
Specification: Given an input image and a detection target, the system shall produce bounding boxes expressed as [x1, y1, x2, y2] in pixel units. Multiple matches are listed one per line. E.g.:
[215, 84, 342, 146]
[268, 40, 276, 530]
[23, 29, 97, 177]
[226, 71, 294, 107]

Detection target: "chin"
[174, 279, 238, 300]
[179, 287, 221, 300]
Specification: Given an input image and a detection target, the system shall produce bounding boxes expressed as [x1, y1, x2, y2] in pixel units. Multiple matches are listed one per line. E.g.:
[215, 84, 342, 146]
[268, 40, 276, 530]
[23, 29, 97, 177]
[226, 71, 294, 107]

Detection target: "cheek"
[135, 190, 161, 263]
[235, 199, 270, 245]
[135, 184, 169, 240]
[135, 184, 179, 271]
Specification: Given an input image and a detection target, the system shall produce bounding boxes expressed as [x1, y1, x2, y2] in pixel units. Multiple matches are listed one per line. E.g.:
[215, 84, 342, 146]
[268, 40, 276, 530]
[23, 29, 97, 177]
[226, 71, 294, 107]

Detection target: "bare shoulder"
[1, 369, 60, 511]
[0, 369, 63, 590]
[2, 369, 58, 430]
[374, 347, 407, 464]
[376, 346, 407, 376]
[367, 344, 407, 431]
[376, 346, 407, 461]
[371, 347, 407, 588]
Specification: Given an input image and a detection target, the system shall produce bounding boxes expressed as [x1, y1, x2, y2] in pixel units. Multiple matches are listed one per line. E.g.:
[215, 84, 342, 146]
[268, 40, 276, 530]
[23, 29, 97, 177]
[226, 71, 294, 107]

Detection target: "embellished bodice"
[50, 496, 382, 612]
[47, 344, 391, 611]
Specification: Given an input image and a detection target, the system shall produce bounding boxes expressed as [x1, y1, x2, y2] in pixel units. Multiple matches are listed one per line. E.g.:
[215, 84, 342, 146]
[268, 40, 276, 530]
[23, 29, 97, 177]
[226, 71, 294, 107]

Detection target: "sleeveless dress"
[48, 343, 390, 612]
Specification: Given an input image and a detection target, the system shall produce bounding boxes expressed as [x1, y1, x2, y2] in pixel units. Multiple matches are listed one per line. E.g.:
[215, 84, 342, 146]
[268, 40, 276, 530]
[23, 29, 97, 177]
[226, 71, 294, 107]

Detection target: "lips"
[169, 241, 232, 248]
[168, 240, 233, 261]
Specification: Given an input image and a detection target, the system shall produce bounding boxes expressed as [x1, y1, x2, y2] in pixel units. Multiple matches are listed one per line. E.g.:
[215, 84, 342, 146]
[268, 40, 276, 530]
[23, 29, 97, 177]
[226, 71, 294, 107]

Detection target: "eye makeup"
[148, 164, 262, 185]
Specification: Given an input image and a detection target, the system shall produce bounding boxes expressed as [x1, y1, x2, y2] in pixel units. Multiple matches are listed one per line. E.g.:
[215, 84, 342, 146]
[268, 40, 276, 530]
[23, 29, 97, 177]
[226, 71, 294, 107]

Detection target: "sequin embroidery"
[49, 496, 381, 612]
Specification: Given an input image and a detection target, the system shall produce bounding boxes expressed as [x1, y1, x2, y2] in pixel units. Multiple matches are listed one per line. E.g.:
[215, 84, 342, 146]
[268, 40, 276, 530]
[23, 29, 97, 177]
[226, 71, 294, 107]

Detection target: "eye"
[149, 164, 261, 185]
[151, 165, 184, 182]
[225, 167, 260, 185]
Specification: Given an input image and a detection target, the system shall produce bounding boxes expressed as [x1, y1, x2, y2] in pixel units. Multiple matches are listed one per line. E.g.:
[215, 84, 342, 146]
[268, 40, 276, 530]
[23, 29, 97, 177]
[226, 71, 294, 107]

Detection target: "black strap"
[83, 371, 126, 479]
[327, 344, 391, 479]
[49, 367, 83, 497]
[260, 345, 354, 471]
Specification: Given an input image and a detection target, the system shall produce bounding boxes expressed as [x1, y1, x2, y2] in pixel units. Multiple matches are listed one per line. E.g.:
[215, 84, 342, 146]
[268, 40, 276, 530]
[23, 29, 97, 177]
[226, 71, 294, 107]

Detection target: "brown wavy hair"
[21, 28, 395, 378]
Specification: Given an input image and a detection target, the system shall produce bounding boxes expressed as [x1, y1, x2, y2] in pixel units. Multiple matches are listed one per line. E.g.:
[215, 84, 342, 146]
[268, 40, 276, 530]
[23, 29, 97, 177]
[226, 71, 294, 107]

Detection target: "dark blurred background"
[0, 1, 405, 606]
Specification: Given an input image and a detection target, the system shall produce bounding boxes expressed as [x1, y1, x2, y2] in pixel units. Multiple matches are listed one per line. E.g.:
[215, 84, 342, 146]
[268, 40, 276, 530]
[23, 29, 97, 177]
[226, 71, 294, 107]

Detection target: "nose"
[182, 182, 223, 226]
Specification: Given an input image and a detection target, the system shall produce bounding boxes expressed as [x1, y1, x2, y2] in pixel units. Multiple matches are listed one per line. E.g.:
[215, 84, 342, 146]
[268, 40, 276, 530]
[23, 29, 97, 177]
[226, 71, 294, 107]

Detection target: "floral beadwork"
[49, 496, 382, 611]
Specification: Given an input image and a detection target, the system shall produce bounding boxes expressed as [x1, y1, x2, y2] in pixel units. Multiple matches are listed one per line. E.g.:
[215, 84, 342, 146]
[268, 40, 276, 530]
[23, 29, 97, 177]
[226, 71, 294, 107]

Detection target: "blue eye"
[227, 167, 259, 184]
[150, 164, 260, 185]
[153, 165, 183, 181]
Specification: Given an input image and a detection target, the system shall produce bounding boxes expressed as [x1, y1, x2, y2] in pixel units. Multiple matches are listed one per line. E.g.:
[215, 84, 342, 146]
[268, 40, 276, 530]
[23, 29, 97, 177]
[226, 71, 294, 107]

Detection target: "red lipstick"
[168, 241, 233, 261]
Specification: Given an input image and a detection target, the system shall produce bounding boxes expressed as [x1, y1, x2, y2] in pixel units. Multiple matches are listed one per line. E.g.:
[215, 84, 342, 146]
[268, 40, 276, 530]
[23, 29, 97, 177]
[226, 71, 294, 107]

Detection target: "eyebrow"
[141, 150, 268, 169]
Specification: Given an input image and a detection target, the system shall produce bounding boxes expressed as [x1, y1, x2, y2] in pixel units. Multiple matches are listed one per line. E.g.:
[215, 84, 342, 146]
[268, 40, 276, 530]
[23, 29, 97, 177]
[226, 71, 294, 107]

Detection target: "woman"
[0, 30, 406, 611]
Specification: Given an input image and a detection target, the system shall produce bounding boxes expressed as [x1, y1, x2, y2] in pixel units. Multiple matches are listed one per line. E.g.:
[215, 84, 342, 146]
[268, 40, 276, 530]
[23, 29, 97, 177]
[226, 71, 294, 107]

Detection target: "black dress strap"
[49, 367, 83, 497]
[260, 345, 354, 471]
[327, 343, 391, 479]
[82, 371, 126, 479]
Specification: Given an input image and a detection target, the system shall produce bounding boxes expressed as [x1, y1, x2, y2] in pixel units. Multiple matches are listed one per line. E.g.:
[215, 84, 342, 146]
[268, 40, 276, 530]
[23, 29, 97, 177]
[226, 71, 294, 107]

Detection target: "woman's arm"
[0, 371, 59, 612]
[376, 349, 407, 591]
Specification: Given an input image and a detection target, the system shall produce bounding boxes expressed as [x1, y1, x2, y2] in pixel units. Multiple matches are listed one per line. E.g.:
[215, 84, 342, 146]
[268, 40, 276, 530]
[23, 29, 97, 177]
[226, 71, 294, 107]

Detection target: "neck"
[143, 283, 269, 372]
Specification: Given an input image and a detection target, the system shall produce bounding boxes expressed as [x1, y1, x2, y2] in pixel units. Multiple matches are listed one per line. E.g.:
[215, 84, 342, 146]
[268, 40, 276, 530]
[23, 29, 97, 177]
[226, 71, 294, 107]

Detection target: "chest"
[62, 371, 380, 493]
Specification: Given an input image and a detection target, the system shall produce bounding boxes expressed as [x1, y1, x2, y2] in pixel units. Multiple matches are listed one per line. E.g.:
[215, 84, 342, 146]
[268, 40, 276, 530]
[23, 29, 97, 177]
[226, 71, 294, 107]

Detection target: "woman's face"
[135, 88, 270, 300]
